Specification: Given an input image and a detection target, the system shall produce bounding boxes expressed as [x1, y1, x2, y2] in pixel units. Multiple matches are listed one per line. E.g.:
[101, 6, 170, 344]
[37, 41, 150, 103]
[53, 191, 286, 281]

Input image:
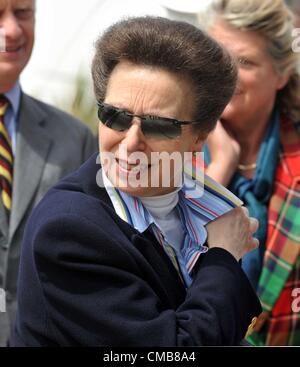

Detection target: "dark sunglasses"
[97, 101, 201, 139]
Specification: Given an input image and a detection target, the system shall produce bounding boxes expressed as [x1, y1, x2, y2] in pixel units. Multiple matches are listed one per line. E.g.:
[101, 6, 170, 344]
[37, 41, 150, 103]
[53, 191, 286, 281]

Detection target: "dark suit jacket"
[12, 154, 261, 346]
[0, 93, 97, 346]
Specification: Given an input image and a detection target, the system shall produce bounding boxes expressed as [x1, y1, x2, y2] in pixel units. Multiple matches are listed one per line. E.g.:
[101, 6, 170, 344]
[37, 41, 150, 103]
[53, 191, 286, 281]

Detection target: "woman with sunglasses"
[13, 16, 261, 347]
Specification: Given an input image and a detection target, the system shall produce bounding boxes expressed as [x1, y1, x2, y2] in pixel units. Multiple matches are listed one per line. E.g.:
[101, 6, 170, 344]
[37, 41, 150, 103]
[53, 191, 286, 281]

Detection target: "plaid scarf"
[247, 115, 300, 346]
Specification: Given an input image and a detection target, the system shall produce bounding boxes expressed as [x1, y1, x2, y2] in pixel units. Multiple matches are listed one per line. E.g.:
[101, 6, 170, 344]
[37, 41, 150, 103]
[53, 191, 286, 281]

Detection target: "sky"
[20, 0, 212, 107]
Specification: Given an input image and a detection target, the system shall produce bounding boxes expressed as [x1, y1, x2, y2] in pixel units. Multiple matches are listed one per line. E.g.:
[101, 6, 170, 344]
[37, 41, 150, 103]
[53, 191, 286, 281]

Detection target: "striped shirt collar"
[102, 159, 242, 286]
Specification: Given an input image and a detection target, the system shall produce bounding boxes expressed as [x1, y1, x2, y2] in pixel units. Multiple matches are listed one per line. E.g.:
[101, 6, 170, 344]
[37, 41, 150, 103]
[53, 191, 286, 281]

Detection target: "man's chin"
[0, 63, 24, 87]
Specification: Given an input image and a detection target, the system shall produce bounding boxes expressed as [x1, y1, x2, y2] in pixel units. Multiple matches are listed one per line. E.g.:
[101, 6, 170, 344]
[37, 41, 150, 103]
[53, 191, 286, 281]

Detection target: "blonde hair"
[200, 0, 300, 121]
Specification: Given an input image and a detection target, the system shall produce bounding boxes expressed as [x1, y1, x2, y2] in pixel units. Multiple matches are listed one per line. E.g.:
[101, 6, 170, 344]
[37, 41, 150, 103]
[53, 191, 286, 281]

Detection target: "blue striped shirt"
[103, 159, 242, 287]
[4, 81, 21, 155]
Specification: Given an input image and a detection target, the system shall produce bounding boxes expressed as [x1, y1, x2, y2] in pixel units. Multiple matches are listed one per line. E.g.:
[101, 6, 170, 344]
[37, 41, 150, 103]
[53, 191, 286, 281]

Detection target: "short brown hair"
[92, 16, 237, 133]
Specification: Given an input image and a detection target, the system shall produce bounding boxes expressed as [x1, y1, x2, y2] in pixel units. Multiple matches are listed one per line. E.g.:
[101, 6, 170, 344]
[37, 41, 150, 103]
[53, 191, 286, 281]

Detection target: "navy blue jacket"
[12, 154, 261, 346]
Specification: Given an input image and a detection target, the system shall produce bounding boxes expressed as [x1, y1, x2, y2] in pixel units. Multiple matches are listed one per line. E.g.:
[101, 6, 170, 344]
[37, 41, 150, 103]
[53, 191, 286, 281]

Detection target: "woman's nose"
[121, 119, 146, 152]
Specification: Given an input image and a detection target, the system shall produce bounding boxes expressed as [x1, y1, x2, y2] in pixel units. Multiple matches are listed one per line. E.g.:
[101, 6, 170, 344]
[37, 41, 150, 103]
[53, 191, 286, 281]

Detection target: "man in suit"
[0, 0, 97, 346]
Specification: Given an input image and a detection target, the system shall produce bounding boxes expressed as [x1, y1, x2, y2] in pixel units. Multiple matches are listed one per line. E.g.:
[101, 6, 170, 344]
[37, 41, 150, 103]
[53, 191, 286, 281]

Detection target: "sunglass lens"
[109, 112, 132, 132]
[142, 119, 181, 139]
[98, 104, 116, 123]
[98, 105, 131, 132]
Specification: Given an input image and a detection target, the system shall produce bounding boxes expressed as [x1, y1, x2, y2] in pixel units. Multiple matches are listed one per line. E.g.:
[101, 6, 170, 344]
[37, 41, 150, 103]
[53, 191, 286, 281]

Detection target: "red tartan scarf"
[248, 116, 300, 345]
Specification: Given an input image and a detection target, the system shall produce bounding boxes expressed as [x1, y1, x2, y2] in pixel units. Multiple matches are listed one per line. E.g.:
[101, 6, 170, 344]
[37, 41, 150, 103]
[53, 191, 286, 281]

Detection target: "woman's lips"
[116, 159, 150, 175]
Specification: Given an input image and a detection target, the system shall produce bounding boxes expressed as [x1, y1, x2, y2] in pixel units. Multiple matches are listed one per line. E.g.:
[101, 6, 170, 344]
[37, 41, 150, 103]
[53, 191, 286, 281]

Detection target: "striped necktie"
[0, 95, 13, 215]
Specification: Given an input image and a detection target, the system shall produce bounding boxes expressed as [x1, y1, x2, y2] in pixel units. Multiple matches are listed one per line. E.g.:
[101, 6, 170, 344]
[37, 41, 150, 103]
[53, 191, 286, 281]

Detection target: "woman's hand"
[205, 207, 259, 261]
[205, 121, 241, 186]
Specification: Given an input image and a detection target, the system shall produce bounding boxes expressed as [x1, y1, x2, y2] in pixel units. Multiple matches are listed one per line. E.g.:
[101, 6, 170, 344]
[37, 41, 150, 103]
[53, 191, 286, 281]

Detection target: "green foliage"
[58, 73, 98, 135]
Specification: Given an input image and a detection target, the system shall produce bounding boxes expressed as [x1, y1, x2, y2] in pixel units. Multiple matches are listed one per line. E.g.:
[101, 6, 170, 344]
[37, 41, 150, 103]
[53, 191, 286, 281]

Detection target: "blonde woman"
[201, 0, 300, 346]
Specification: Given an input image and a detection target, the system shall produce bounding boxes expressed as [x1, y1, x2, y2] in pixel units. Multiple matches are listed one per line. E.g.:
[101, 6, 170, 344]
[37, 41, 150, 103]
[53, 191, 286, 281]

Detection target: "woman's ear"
[276, 73, 289, 91]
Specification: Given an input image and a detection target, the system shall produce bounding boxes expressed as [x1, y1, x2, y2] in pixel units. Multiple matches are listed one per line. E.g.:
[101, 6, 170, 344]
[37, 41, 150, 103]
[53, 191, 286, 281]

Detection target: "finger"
[249, 217, 259, 233]
[249, 237, 259, 249]
[241, 206, 249, 217]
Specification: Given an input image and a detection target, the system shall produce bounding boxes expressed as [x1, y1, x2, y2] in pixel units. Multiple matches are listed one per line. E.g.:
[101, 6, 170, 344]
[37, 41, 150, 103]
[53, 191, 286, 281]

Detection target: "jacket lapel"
[132, 230, 187, 308]
[0, 199, 8, 240]
[83, 163, 187, 308]
[9, 94, 52, 241]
